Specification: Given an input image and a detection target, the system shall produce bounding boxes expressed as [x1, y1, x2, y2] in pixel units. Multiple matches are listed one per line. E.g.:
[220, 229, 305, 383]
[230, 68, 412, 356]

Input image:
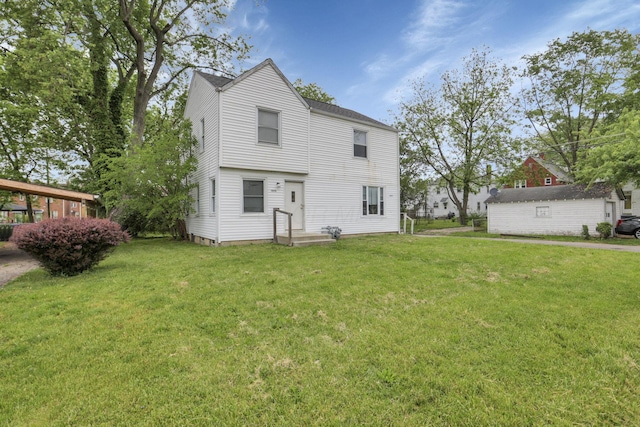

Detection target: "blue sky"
[226, 0, 640, 124]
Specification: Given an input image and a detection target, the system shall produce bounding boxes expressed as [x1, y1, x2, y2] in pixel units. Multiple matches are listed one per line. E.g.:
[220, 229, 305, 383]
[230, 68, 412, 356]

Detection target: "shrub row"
[10, 218, 129, 276]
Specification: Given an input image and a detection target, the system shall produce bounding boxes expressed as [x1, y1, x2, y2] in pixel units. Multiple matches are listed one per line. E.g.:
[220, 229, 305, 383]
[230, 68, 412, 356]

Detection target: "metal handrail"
[401, 212, 414, 235]
[273, 208, 293, 246]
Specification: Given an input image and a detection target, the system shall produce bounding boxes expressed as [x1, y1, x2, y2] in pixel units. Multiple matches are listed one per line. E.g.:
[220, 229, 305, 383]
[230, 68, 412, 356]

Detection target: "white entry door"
[284, 181, 304, 230]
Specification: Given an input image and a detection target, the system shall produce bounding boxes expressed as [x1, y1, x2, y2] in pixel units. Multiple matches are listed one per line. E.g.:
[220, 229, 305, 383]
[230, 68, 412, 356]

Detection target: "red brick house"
[508, 154, 571, 189]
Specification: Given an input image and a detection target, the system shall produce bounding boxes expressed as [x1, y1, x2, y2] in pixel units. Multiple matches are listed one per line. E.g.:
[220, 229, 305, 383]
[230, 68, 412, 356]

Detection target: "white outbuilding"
[485, 183, 623, 236]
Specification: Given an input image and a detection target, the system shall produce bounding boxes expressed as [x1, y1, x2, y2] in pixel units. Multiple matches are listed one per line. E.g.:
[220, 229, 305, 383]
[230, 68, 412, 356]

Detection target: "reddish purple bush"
[10, 218, 130, 276]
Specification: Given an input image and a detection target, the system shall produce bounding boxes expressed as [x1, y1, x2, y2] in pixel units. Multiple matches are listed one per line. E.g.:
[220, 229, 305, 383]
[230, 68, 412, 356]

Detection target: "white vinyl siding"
[184, 72, 220, 241]
[305, 112, 399, 235]
[220, 65, 309, 174]
[487, 198, 613, 236]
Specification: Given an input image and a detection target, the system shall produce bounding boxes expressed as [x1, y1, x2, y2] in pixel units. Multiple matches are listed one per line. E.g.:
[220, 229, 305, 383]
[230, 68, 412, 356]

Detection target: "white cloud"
[402, 0, 466, 48]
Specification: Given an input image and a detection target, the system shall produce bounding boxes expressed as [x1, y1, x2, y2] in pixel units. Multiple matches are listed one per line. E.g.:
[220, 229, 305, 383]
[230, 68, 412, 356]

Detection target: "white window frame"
[544, 177, 552, 186]
[515, 180, 527, 189]
[362, 186, 384, 216]
[536, 206, 550, 217]
[354, 130, 367, 158]
[257, 108, 280, 146]
[210, 178, 216, 214]
[243, 179, 265, 214]
[200, 118, 205, 153]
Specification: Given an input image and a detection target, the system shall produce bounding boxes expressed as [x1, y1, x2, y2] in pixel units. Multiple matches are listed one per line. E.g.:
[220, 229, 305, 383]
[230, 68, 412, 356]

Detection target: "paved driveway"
[417, 232, 640, 253]
[0, 243, 39, 287]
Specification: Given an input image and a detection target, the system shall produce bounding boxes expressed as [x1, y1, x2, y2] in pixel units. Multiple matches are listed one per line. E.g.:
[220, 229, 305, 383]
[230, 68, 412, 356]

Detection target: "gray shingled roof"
[485, 183, 619, 204]
[195, 71, 233, 88]
[194, 70, 395, 131]
[531, 156, 571, 182]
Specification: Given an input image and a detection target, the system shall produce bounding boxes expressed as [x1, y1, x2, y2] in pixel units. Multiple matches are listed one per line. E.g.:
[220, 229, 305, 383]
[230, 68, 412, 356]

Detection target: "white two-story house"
[184, 59, 400, 245]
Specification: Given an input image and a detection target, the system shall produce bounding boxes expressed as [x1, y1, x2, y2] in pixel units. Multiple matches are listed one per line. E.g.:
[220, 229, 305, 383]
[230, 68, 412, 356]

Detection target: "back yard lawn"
[1, 235, 639, 425]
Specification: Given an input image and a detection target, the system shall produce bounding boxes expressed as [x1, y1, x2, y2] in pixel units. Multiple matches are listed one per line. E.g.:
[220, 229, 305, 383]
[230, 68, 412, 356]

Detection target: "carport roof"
[484, 183, 622, 204]
[0, 179, 96, 203]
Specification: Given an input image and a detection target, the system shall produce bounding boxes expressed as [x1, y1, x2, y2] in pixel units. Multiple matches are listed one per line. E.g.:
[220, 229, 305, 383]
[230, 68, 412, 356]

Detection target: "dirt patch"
[417, 226, 474, 235]
[0, 243, 40, 287]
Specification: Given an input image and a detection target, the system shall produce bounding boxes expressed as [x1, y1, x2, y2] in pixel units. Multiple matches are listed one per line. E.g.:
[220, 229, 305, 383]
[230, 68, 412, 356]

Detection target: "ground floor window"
[362, 186, 384, 216]
[536, 206, 550, 217]
[243, 180, 264, 213]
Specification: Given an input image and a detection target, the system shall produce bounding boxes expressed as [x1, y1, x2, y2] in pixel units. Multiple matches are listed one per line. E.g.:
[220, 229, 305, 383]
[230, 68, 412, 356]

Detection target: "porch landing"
[275, 231, 336, 247]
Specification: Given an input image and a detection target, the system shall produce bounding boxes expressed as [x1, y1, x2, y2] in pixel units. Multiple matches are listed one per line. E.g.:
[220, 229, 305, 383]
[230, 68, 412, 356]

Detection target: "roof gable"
[194, 59, 396, 132]
[197, 59, 309, 110]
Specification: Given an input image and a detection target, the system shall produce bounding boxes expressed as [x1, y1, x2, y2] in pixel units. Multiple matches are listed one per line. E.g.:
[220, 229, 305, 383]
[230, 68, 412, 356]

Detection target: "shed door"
[284, 182, 304, 230]
[606, 202, 616, 228]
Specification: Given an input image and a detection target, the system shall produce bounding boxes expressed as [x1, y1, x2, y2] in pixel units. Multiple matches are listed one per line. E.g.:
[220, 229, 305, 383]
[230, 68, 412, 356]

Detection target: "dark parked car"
[615, 217, 640, 238]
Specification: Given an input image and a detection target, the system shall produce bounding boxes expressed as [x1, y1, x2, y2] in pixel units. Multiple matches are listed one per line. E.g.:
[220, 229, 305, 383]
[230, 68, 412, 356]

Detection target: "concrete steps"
[275, 231, 336, 247]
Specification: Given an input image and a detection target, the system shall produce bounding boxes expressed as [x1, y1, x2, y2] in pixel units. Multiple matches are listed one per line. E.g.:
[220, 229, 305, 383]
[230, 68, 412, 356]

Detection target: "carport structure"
[0, 178, 97, 218]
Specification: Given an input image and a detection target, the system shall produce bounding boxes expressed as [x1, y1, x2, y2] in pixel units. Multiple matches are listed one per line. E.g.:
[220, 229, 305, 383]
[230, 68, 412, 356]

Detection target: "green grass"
[1, 235, 639, 425]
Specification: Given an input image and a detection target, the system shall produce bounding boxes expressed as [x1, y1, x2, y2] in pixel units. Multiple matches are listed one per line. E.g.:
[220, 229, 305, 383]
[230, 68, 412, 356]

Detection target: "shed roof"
[195, 62, 396, 131]
[485, 183, 621, 204]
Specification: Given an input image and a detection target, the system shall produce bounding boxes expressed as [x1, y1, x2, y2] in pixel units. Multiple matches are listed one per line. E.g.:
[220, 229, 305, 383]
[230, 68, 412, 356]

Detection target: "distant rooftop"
[485, 183, 619, 204]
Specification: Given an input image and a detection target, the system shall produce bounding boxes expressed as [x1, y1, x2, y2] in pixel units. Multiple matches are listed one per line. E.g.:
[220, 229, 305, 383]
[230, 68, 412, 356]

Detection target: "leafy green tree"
[520, 29, 640, 178]
[119, 0, 250, 143]
[396, 48, 518, 225]
[103, 91, 197, 239]
[399, 133, 427, 213]
[293, 78, 336, 104]
[576, 110, 640, 186]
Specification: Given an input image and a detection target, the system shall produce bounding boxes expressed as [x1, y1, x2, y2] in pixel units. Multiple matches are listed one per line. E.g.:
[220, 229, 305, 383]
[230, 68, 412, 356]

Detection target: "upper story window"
[258, 109, 280, 145]
[354, 130, 367, 158]
[514, 180, 527, 189]
[544, 177, 552, 185]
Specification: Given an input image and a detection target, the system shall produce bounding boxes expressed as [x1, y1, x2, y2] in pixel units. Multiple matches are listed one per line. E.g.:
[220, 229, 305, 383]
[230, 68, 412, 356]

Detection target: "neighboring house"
[419, 183, 493, 219]
[621, 182, 640, 217]
[1, 194, 90, 223]
[485, 183, 623, 236]
[184, 59, 400, 245]
[506, 155, 570, 189]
